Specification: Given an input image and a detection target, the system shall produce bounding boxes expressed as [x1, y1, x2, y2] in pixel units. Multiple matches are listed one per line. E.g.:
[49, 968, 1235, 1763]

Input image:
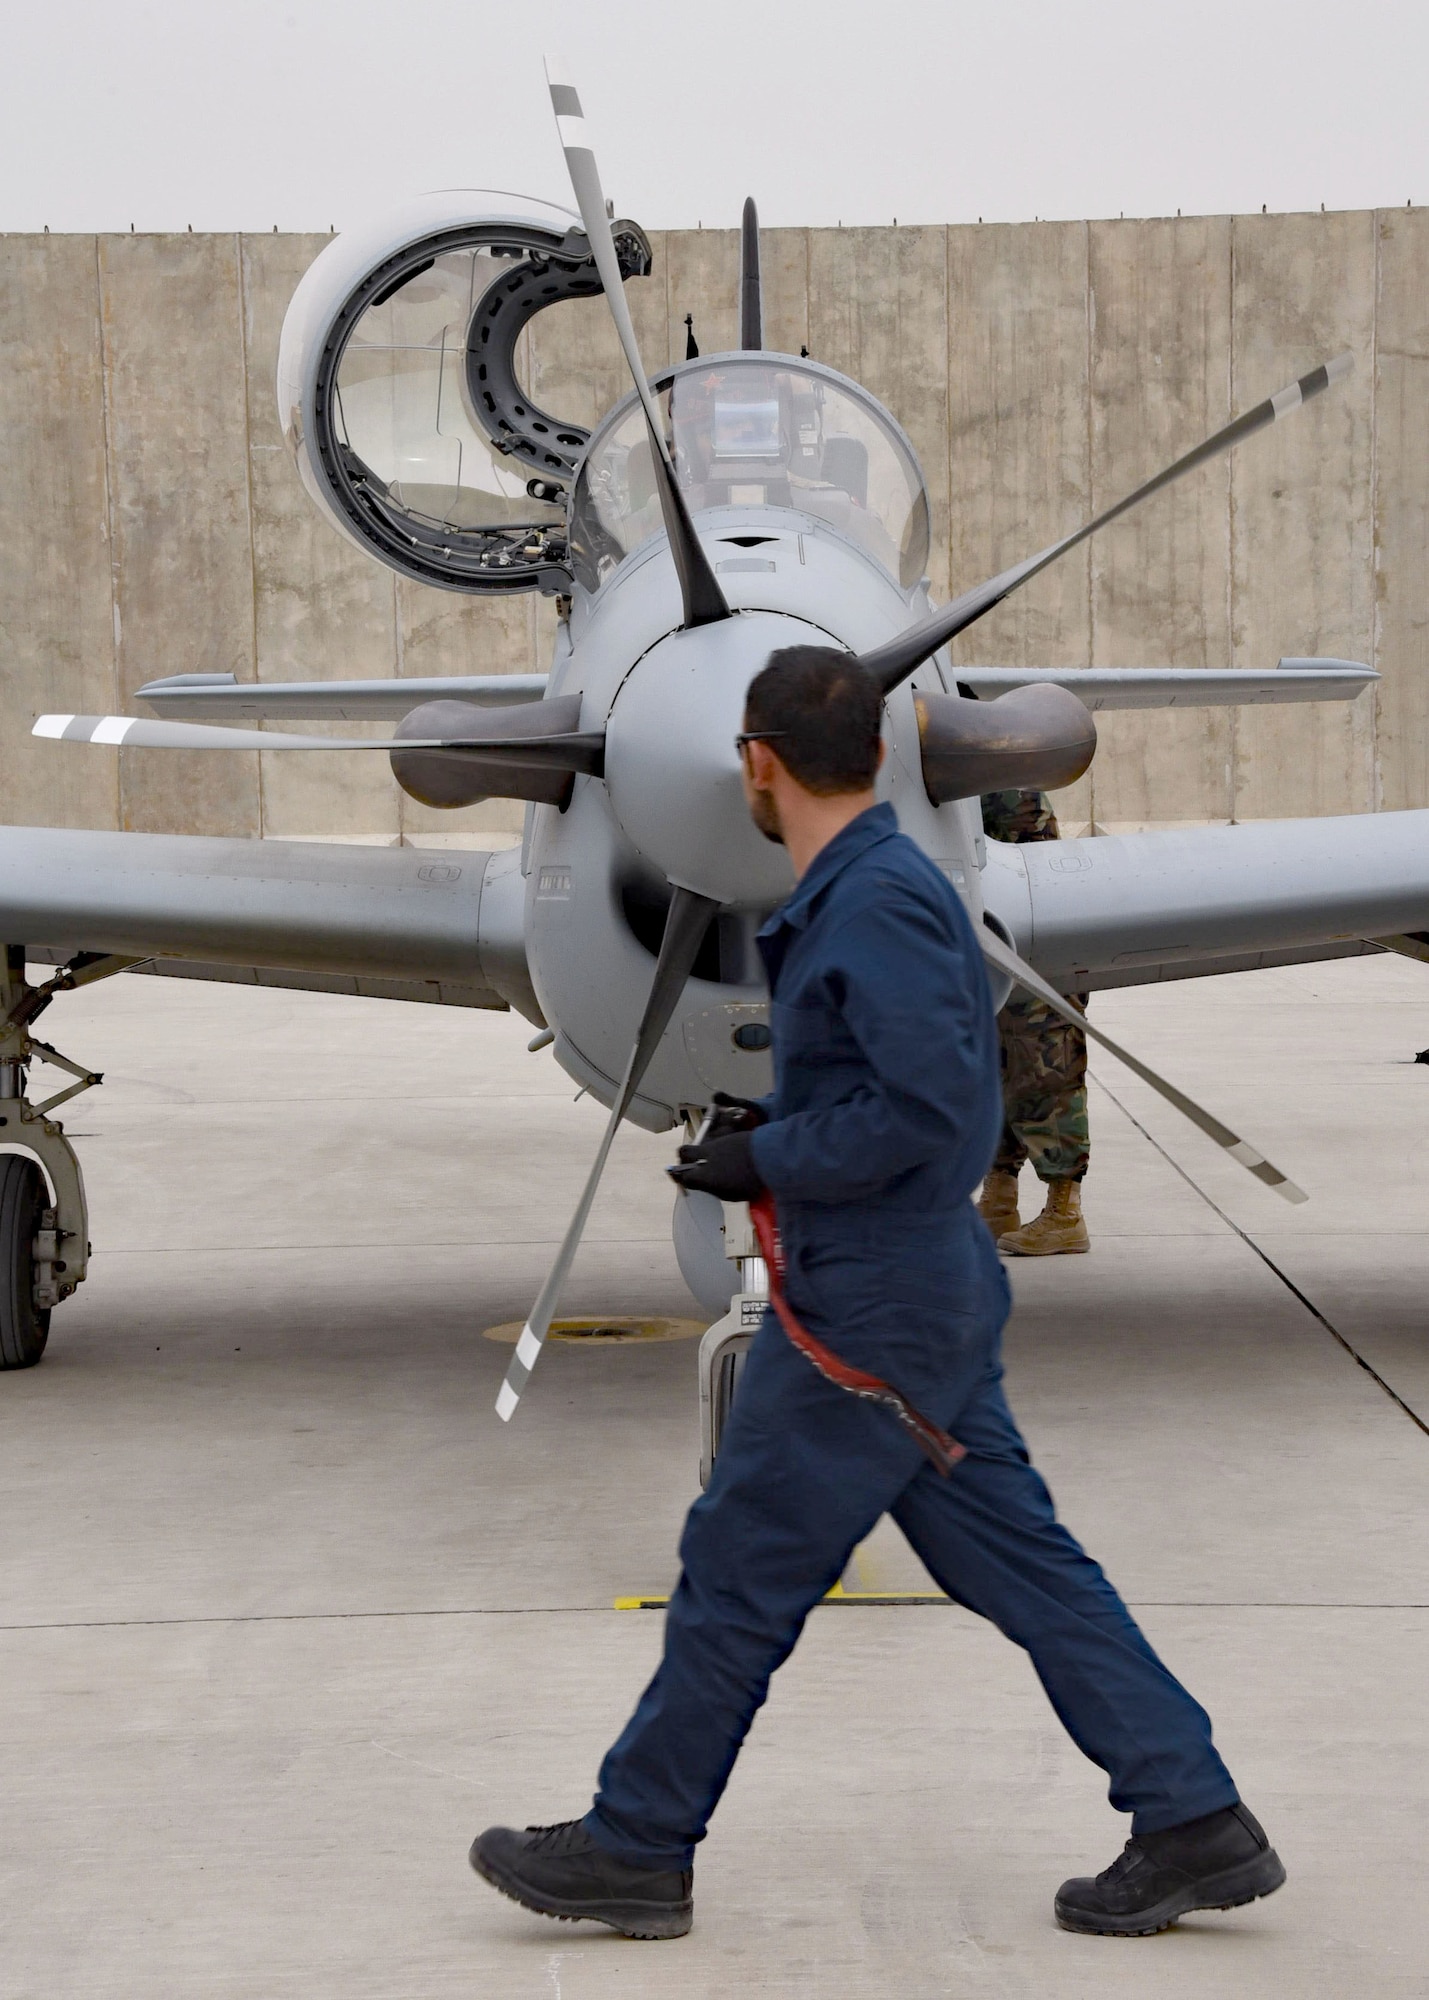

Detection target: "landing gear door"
[276, 190, 651, 595]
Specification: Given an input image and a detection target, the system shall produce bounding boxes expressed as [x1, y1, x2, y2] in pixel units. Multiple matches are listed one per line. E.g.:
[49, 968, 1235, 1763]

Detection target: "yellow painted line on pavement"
[614, 1582, 952, 1610]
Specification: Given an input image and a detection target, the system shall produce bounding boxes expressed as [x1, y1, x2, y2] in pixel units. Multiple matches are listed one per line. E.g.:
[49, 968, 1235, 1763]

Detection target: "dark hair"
[742, 646, 883, 794]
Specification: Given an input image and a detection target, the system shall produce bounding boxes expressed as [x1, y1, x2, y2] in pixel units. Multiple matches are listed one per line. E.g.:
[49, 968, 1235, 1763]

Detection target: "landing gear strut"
[697, 1202, 769, 1484]
[0, 945, 137, 1369]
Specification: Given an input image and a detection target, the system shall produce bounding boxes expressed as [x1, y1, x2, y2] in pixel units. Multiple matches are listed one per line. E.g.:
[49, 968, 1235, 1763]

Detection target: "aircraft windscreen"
[569, 358, 932, 593]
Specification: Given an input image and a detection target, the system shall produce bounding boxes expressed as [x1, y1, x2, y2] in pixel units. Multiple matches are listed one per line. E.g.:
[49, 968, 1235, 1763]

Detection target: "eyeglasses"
[734, 730, 787, 754]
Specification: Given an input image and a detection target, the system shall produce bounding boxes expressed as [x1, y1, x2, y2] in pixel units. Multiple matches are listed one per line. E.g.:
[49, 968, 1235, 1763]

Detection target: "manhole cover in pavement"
[481, 1315, 705, 1346]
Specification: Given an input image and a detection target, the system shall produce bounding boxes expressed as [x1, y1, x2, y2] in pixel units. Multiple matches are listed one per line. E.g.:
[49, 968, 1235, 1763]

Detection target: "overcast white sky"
[3, 0, 1427, 233]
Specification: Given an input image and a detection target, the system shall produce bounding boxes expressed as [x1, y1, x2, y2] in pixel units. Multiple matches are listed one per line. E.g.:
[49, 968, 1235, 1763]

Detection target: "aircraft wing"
[985, 810, 1429, 991]
[139, 659, 1373, 724]
[956, 658, 1375, 711]
[137, 673, 550, 721]
[0, 827, 540, 1019]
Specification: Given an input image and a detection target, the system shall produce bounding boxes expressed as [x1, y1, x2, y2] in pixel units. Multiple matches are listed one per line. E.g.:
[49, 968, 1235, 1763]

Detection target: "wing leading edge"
[956, 659, 1376, 711]
[0, 829, 540, 1022]
[136, 673, 550, 721]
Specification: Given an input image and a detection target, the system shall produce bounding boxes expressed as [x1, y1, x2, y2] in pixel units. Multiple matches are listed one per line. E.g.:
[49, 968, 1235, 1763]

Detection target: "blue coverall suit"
[586, 804, 1238, 1867]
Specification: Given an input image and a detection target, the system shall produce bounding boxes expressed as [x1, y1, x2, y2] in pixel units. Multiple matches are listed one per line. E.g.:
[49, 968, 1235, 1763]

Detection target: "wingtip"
[494, 1379, 519, 1422]
[1327, 350, 1355, 383]
[32, 714, 69, 739]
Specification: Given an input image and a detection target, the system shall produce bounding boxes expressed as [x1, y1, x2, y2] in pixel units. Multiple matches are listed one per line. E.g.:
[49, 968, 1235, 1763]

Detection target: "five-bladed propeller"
[494, 74, 1334, 1416]
[35, 76, 1351, 1416]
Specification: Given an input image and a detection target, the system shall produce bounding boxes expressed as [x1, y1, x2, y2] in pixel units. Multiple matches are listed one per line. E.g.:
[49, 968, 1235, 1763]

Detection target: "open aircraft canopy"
[275, 188, 650, 595]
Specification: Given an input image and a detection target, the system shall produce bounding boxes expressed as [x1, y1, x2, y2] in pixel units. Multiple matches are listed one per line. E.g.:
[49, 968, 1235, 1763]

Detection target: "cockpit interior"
[568, 357, 931, 595]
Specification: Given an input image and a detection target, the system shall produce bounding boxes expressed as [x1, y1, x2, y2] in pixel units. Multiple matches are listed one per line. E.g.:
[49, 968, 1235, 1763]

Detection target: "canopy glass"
[334, 246, 565, 541]
[569, 356, 931, 593]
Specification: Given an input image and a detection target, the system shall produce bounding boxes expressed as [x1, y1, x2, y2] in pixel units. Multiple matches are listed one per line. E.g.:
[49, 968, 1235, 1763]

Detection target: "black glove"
[667, 1129, 766, 1201]
[701, 1090, 769, 1142]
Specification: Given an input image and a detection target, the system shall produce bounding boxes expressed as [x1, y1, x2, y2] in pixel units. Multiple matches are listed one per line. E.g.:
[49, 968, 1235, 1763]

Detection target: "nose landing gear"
[697, 1202, 769, 1485]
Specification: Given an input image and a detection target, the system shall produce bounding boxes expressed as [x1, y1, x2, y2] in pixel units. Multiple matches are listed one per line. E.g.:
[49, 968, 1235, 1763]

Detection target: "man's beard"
[749, 787, 784, 845]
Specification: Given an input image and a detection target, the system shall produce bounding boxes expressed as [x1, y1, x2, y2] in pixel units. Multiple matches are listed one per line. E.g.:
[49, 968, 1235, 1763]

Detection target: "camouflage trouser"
[992, 990, 1089, 1183]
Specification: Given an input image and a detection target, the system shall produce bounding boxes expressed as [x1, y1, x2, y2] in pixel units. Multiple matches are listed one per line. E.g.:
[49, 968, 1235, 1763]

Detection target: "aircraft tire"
[0, 1154, 50, 1369]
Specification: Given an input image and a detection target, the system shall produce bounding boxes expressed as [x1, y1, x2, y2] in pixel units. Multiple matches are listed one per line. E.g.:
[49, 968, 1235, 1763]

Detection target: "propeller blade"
[977, 926, 1308, 1205]
[545, 63, 730, 629]
[740, 196, 762, 351]
[861, 353, 1355, 696]
[496, 886, 720, 1421]
[33, 713, 606, 772]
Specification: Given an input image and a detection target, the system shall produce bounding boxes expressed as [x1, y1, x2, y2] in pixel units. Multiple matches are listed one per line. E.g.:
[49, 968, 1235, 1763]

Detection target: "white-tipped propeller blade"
[33, 713, 604, 769]
[862, 353, 1355, 695]
[546, 64, 668, 465]
[496, 887, 720, 1421]
[978, 927, 1307, 1204]
[34, 713, 434, 751]
[543, 60, 729, 629]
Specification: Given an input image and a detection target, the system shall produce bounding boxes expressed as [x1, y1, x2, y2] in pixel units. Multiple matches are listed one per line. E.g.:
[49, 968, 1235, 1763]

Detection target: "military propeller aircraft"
[1, 69, 1424, 1401]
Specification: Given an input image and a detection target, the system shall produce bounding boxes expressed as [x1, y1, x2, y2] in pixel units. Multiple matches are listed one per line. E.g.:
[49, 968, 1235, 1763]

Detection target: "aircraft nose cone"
[602, 611, 827, 906]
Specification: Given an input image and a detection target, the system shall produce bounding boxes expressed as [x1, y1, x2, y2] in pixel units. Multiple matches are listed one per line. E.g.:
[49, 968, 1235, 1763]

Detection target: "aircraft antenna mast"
[740, 197, 763, 350]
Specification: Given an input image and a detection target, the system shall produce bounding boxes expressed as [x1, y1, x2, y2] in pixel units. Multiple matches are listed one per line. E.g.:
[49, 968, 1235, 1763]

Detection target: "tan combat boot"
[977, 1169, 1021, 1242]
[998, 1178, 1089, 1256]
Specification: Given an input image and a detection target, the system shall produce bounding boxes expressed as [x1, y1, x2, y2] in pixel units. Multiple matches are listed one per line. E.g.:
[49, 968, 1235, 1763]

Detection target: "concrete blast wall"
[3, 214, 1428, 843]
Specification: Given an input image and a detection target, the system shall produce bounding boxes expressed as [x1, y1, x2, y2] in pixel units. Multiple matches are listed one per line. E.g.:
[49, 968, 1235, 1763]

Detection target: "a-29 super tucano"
[2, 70, 1424, 1401]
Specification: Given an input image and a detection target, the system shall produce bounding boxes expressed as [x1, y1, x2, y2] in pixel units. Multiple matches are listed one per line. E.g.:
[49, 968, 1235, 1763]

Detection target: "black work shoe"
[469, 1819, 693, 1939]
[1055, 1803, 1286, 1936]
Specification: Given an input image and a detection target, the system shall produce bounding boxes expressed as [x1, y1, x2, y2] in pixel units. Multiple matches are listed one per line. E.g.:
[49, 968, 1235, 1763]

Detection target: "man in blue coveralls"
[470, 647, 1284, 1942]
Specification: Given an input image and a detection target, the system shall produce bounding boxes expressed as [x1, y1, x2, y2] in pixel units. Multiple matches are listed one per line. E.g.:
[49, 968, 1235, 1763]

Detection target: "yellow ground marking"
[482, 1315, 705, 1345]
[614, 1582, 952, 1610]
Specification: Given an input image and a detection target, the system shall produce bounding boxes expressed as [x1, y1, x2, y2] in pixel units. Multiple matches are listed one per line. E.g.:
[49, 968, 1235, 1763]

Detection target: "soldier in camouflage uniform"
[978, 789, 1090, 1255]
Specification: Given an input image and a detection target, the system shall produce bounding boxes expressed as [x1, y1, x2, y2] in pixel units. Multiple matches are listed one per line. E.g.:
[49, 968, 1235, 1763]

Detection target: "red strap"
[749, 1192, 966, 1477]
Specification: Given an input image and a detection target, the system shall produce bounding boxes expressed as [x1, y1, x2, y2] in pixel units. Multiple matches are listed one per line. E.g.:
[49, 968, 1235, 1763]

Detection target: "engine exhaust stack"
[914, 684, 1097, 803]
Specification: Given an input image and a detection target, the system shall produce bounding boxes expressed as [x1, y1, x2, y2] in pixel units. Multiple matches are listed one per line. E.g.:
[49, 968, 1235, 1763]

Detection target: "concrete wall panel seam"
[94, 233, 121, 727]
[236, 233, 265, 836]
[1079, 220, 1093, 832]
[1360, 211, 1376, 812]
[1225, 216, 1237, 821]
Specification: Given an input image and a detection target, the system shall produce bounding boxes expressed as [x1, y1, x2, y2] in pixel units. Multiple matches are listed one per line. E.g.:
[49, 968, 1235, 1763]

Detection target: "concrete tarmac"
[1, 955, 1425, 1997]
